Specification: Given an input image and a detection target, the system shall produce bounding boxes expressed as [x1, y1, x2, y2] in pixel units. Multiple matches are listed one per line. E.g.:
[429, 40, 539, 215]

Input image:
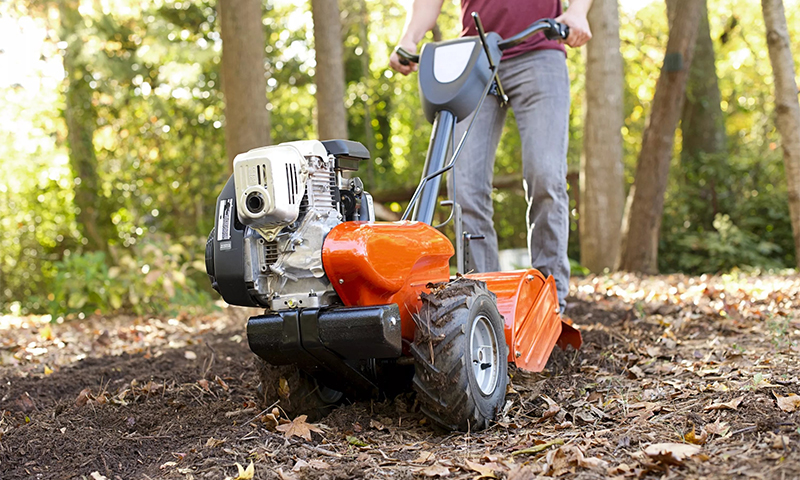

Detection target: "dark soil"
[1, 274, 799, 479]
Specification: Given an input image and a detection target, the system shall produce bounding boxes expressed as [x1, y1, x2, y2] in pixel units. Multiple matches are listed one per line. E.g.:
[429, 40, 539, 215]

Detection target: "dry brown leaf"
[308, 459, 330, 470]
[197, 379, 210, 391]
[205, 437, 225, 448]
[214, 375, 230, 391]
[276, 414, 323, 441]
[704, 395, 744, 411]
[685, 426, 708, 445]
[277, 468, 298, 480]
[411, 450, 436, 464]
[417, 463, 451, 477]
[292, 459, 309, 472]
[75, 388, 92, 407]
[771, 435, 791, 450]
[370, 419, 386, 431]
[261, 413, 279, 430]
[644, 443, 701, 465]
[705, 418, 730, 436]
[540, 403, 561, 422]
[464, 459, 497, 478]
[775, 393, 800, 412]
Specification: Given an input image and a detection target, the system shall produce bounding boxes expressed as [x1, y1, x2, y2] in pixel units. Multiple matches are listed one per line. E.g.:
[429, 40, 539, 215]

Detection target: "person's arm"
[556, 0, 593, 48]
[389, 0, 445, 75]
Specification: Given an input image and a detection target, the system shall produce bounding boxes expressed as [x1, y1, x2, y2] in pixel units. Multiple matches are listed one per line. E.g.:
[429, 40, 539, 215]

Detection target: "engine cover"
[208, 140, 358, 310]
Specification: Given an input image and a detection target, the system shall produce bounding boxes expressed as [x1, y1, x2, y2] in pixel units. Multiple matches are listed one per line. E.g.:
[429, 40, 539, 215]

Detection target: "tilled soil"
[1, 274, 799, 479]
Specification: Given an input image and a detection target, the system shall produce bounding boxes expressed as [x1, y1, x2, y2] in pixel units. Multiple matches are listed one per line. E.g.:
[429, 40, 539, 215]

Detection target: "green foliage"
[44, 233, 213, 317]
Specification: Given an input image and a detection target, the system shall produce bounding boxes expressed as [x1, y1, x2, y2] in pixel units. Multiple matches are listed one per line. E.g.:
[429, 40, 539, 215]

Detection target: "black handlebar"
[394, 18, 568, 66]
[395, 47, 420, 66]
[497, 19, 569, 51]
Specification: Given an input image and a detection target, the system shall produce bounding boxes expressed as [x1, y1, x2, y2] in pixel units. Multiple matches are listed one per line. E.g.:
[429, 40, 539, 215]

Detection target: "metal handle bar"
[394, 18, 568, 66]
[497, 19, 569, 51]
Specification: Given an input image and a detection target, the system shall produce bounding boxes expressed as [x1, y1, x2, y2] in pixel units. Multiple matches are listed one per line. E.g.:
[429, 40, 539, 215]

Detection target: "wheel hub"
[470, 314, 499, 395]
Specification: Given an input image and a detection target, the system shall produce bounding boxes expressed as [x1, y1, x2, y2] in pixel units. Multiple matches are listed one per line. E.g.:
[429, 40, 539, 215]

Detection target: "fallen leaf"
[644, 443, 701, 465]
[685, 426, 708, 445]
[276, 415, 323, 441]
[75, 388, 92, 407]
[277, 468, 298, 480]
[772, 435, 791, 450]
[411, 450, 436, 464]
[214, 375, 230, 391]
[44, 365, 53, 375]
[464, 459, 498, 478]
[512, 438, 564, 455]
[627, 365, 645, 379]
[308, 459, 330, 469]
[205, 437, 225, 448]
[261, 412, 279, 430]
[539, 403, 561, 422]
[417, 463, 451, 477]
[370, 419, 386, 431]
[347, 435, 368, 447]
[40, 324, 53, 341]
[278, 377, 290, 399]
[232, 461, 254, 480]
[292, 459, 309, 471]
[198, 379, 210, 391]
[705, 418, 730, 436]
[775, 393, 800, 412]
[704, 396, 744, 411]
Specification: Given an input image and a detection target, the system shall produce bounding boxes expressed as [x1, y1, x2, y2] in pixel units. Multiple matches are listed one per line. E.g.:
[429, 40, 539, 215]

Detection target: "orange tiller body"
[322, 221, 581, 372]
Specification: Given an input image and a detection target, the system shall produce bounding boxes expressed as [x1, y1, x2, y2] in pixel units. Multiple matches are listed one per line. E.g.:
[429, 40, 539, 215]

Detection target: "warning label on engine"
[217, 198, 233, 241]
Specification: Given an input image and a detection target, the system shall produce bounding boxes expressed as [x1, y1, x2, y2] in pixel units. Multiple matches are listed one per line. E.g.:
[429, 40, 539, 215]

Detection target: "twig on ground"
[261, 429, 343, 458]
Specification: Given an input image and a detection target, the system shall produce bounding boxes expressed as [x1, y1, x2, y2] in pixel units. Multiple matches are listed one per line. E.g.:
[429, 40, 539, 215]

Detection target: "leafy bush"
[46, 233, 214, 317]
[664, 213, 783, 273]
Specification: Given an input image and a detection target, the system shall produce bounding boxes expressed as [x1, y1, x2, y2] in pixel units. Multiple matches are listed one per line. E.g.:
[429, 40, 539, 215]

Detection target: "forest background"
[1, 0, 799, 318]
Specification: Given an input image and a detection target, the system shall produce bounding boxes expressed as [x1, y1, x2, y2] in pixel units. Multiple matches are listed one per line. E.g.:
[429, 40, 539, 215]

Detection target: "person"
[389, 0, 593, 312]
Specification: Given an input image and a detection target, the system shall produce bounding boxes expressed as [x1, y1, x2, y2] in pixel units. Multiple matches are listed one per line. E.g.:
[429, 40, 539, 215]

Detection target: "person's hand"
[555, 8, 592, 48]
[389, 41, 418, 75]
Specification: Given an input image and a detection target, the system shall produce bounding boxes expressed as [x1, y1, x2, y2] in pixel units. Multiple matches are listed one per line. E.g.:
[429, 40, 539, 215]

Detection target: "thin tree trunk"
[59, 0, 112, 253]
[680, 0, 725, 225]
[580, 0, 624, 273]
[617, 0, 702, 273]
[219, 0, 271, 168]
[312, 0, 348, 140]
[761, 0, 800, 267]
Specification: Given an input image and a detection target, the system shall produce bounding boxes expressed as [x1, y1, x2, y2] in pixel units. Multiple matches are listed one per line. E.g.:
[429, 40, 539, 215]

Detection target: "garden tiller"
[205, 15, 582, 431]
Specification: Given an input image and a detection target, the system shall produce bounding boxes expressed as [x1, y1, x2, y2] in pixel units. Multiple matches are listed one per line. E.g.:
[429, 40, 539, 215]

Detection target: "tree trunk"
[617, 0, 702, 273]
[761, 0, 800, 268]
[59, 0, 112, 253]
[219, 0, 271, 168]
[580, 0, 624, 273]
[311, 0, 348, 140]
[680, 0, 725, 226]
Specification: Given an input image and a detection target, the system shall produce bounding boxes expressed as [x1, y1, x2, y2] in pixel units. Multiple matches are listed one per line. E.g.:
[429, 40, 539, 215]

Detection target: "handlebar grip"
[394, 47, 420, 66]
[544, 21, 569, 41]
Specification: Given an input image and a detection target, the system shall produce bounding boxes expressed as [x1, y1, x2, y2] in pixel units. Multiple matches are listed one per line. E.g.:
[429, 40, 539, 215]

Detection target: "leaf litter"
[0, 273, 799, 478]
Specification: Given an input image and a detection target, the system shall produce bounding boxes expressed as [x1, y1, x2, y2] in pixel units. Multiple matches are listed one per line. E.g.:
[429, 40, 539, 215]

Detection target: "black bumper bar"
[247, 304, 402, 393]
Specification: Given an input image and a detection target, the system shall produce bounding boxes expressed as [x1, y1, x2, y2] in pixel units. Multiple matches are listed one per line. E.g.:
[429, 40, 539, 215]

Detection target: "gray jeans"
[448, 49, 571, 310]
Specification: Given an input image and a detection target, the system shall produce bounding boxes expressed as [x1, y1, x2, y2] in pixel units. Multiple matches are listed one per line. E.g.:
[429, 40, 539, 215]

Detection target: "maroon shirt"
[460, 0, 565, 59]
